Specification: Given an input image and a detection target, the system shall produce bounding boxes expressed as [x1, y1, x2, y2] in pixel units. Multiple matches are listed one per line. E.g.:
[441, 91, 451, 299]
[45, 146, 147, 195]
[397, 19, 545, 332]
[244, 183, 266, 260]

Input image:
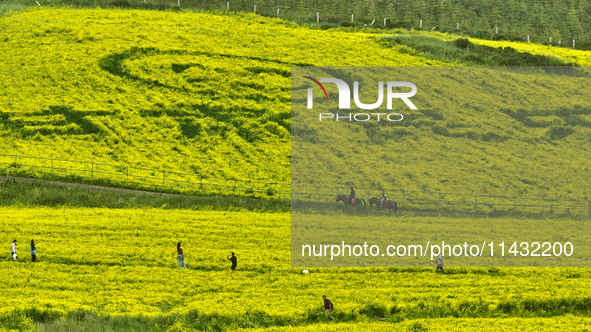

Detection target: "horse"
[368, 197, 398, 211]
[336, 194, 365, 206]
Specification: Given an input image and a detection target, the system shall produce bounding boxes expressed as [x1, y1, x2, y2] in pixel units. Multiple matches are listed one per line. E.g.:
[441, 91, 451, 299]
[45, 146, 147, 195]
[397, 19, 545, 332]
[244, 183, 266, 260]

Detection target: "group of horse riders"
[348, 187, 391, 208]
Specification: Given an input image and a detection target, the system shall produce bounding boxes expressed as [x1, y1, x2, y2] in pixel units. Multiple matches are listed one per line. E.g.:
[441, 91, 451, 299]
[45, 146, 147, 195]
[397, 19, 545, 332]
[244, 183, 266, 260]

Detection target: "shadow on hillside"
[98, 46, 310, 85]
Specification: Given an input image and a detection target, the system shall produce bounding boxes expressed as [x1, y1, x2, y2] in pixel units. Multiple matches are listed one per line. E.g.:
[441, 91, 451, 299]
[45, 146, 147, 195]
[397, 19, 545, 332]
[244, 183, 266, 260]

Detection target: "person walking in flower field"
[435, 254, 445, 274]
[30, 239, 37, 262]
[227, 252, 237, 271]
[177, 242, 187, 268]
[11, 240, 17, 261]
[322, 295, 334, 320]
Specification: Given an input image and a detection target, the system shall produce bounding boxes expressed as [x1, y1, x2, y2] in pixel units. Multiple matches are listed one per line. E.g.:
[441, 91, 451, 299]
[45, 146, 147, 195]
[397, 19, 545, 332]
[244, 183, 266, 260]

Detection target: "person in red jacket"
[322, 295, 334, 320]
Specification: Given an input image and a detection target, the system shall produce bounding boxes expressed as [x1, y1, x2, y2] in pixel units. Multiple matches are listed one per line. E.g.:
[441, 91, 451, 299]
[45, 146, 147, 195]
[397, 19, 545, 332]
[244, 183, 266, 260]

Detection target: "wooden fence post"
[162, 171, 166, 184]
[226, 2, 229, 11]
[317, 12, 319, 25]
[514, 198, 517, 211]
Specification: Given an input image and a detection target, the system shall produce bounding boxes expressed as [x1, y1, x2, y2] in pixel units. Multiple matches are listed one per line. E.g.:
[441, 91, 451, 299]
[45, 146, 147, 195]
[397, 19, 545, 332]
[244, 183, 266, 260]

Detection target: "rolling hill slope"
[0, 8, 436, 186]
[1, 8, 591, 200]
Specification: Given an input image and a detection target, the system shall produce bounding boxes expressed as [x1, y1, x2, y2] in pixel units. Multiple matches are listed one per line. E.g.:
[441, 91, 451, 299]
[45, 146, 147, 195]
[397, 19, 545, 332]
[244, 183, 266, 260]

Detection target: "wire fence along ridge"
[0, 153, 589, 214]
[0, 153, 291, 196]
[25, 0, 588, 47]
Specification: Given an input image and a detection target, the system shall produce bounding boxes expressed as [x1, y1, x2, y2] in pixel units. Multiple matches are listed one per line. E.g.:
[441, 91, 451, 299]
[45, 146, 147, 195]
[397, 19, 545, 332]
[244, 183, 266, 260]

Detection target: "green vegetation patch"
[381, 35, 570, 66]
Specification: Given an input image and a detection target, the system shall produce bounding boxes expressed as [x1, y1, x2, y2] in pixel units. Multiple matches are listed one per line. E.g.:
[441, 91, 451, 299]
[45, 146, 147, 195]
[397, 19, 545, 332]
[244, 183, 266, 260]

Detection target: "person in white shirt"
[11, 240, 17, 261]
[435, 254, 444, 274]
[380, 190, 387, 208]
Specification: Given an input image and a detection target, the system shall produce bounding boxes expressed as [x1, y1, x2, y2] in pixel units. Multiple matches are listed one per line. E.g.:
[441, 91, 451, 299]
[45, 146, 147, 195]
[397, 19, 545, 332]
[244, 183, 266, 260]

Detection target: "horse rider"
[349, 187, 356, 205]
[380, 190, 387, 208]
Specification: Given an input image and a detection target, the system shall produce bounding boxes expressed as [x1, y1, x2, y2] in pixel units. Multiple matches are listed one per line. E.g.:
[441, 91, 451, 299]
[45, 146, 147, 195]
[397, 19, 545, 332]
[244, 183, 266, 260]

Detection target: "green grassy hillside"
[0, 8, 437, 187]
[2, 8, 591, 201]
[293, 65, 591, 202]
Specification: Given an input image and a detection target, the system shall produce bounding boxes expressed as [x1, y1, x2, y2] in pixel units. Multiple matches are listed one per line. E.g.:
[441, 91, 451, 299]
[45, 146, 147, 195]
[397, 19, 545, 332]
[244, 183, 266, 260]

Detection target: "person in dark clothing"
[30, 239, 37, 262]
[227, 252, 237, 271]
[322, 295, 334, 319]
[348, 187, 356, 205]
